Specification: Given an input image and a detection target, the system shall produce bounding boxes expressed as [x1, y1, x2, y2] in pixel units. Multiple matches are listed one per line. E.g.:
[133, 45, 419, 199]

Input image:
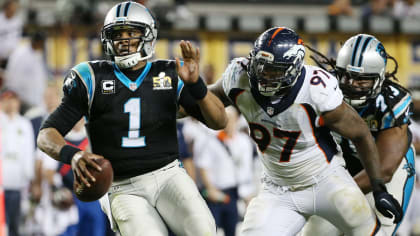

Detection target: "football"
[74, 158, 113, 202]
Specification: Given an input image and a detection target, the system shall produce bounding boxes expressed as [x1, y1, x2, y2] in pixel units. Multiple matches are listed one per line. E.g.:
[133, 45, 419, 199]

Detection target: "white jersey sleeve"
[306, 66, 343, 113]
[221, 57, 249, 98]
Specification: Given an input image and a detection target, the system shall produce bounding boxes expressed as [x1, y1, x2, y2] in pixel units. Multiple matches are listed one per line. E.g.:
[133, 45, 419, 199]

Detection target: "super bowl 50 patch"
[153, 72, 173, 90]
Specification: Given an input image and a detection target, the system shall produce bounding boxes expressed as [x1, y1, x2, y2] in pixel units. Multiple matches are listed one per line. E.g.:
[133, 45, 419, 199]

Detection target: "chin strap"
[114, 53, 142, 69]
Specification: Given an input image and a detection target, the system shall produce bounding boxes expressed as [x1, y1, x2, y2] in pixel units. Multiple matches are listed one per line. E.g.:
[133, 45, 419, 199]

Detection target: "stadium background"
[43, 34, 420, 86]
[20, 0, 420, 87]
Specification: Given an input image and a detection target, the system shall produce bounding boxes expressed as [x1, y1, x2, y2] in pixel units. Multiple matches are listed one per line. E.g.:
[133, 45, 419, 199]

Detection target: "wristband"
[186, 77, 208, 100]
[59, 145, 82, 165]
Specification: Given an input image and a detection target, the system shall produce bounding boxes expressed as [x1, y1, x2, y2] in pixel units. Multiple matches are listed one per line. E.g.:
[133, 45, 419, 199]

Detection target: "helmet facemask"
[335, 34, 388, 108]
[102, 22, 156, 69]
[249, 50, 302, 97]
[337, 66, 384, 108]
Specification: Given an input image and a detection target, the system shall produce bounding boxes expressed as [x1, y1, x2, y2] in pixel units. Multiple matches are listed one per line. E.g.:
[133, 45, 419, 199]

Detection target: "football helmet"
[336, 34, 387, 108]
[248, 27, 305, 97]
[101, 1, 157, 69]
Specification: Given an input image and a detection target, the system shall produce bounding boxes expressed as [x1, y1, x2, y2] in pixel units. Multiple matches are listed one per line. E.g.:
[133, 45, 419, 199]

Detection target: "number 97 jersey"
[222, 58, 345, 188]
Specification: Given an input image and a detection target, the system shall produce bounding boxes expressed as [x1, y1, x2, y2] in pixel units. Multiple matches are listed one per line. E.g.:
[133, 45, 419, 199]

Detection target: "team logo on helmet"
[283, 45, 305, 62]
[376, 43, 387, 64]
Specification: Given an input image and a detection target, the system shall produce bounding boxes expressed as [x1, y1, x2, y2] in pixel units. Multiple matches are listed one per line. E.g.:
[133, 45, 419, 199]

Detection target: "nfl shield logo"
[129, 83, 137, 91]
[267, 107, 274, 115]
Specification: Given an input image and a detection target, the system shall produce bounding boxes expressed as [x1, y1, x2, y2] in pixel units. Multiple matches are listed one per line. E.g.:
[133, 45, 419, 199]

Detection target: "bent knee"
[331, 187, 374, 227]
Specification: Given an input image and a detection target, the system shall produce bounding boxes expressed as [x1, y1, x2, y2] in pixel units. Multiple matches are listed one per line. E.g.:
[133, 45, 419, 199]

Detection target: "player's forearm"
[352, 134, 383, 185]
[353, 145, 404, 194]
[208, 80, 232, 107]
[375, 126, 408, 182]
[37, 128, 67, 161]
[197, 92, 227, 130]
[353, 170, 372, 193]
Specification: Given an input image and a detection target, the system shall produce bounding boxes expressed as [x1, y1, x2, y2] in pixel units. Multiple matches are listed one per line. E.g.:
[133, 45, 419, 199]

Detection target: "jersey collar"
[113, 62, 152, 91]
[251, 67, 306, 117]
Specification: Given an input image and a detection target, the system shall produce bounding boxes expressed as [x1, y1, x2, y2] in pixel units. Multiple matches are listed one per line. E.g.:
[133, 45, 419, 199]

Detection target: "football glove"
[372, 179, 403, 224]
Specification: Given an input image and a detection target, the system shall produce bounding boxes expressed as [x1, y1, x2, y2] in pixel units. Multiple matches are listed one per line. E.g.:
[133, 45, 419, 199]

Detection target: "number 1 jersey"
[43, 60, 192, 179]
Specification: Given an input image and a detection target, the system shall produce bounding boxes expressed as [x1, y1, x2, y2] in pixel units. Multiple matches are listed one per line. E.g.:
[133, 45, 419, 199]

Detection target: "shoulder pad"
[307, 66, 343, 113]
[71, 62, 96, 107]
[152, 59, 176, 66]
[222, 57, 249, 95]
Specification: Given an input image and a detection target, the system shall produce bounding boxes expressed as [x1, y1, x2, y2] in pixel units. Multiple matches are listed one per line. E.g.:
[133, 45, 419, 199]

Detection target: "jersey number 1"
[122, 98, 146, 148]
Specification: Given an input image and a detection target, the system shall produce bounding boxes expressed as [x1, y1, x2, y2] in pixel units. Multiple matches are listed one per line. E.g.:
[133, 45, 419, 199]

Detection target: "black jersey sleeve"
[41, 71, 89, 136]
[178, 84, 206, 123]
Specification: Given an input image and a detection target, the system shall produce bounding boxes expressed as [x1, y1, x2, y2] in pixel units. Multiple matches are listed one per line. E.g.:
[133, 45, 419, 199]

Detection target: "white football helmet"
[101, 1, 157, 69]
[336, 34, 387, 108]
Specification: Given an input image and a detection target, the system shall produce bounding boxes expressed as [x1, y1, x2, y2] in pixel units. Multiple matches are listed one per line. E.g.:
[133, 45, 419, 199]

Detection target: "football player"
[301, 34, 415, 236]
[37, 2, 227, 236]
[209, 27, 402, 236]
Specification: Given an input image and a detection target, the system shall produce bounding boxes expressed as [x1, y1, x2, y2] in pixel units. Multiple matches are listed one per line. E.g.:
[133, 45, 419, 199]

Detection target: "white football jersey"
[222, 58, 345, 187]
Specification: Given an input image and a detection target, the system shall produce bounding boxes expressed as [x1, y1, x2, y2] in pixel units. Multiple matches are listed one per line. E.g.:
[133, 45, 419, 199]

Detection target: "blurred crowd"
[328, 0, 420, 19]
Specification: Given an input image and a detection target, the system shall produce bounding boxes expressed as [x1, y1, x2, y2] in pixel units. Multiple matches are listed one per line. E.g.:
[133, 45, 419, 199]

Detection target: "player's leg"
[365, 146, 416, 235]
[315, 165, 383, 236]
[240, 184, 306, 236]
[111, 194, 168, 236]
[156, 163, 217, 236]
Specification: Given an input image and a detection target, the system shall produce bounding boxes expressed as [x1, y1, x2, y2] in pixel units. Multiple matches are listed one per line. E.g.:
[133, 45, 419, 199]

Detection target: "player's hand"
[373, 184, 403, 223]
[176, 40, 200, 84]
[71, 151, 103, 188]
[30, 183, 42, 203]
[204, 187, 230, 204]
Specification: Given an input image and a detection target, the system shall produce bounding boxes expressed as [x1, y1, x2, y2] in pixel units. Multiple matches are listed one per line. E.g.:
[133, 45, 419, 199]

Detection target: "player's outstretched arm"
[353, 125, 408, 193]
[323, 102, 403, 223]
[37, 127, 103, 188]
[176, 40, 227, 129]
[208, 78, 232, 107]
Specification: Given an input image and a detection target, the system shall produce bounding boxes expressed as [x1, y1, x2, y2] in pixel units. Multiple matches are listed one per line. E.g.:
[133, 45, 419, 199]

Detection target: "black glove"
[372, 179, 403, 224]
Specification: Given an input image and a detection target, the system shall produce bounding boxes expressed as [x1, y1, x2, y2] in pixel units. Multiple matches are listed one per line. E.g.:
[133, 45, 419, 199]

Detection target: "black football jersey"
[43, 60, 203, 179]
[336, 81, 413, 176]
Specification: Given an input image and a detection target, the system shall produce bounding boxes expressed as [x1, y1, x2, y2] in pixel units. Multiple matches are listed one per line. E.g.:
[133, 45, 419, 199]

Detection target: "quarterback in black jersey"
[303, 35, 414, 235]
[37, 2, 226, 236]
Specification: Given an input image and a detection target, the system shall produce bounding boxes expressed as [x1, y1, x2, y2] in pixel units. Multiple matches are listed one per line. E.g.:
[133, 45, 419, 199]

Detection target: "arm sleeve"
[381, 93, 413, 129]
[222, 58, 246, 98]
[309, 68, 343, 113]
[41, 71, 89, 136]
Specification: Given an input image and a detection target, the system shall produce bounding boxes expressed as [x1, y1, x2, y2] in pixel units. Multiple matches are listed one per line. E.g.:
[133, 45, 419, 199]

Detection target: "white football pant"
[241, 162, 383, 236]
[100, 160, 216, 236]
[300, 146, 416, 236]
